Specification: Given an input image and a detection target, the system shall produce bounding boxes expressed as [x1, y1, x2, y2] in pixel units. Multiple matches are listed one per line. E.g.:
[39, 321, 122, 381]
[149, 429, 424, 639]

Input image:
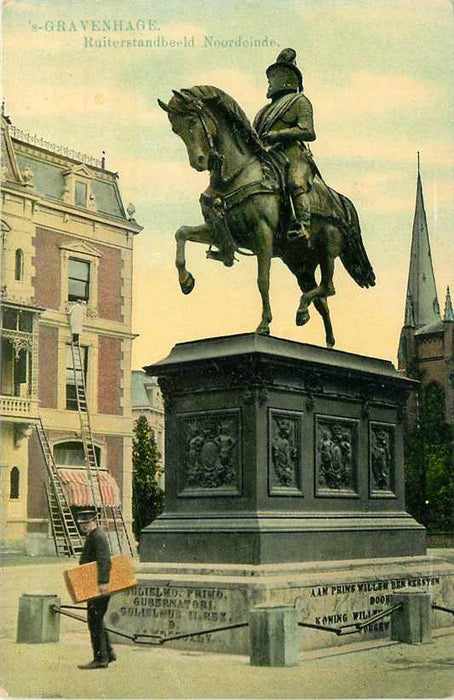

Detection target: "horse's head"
[158, 89, 217, 172]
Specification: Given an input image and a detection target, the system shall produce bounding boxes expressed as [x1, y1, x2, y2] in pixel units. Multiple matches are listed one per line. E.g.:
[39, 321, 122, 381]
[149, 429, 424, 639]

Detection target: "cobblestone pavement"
[1, 554, 453, 699]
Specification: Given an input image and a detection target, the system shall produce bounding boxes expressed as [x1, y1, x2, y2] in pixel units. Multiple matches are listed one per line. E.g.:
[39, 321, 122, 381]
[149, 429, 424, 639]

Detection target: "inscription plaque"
[107, 566, 453, 654]
[271, 573, 444, 649]
[108, 583, 247, 652]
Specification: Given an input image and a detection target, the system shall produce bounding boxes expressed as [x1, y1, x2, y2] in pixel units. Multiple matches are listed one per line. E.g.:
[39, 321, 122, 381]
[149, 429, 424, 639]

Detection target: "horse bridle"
[172, 90, 221, 172]
[192, 101, 217, 157]
[174, 90, 258, 186]
[169, 90, 273, 259]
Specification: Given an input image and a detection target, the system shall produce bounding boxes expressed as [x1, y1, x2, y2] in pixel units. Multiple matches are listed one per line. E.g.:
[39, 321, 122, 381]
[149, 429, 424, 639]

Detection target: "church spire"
[444, 287, 454, 322]
[404, 290, 415, 327]
[403, 154, 440, 329]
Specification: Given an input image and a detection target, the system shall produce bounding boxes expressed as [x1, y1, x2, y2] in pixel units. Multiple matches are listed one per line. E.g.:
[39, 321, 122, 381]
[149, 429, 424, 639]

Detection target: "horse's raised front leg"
[255, 228, 273, 335]
[175, 223, 212, 295]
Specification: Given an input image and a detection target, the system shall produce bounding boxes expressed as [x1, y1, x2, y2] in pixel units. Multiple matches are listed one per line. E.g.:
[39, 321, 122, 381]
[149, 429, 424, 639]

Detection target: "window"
[1, 308, 33, 332]
[1, 308, 33, 396]
[66, 344, 88, 411]
[60, 241, 100, 311]
[14, 347, 28, 394]
[68, 258, 90, 302]
[15, 249, 24, 281]
[75, 181, 87, 207]
[2, 308, 17, 330]
[54, 441, 101, 467]
[10, 467, 20, 499]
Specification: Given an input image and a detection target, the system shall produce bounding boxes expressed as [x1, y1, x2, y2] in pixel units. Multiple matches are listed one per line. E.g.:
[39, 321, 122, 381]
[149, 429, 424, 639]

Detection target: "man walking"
[76, 509, 116, 670]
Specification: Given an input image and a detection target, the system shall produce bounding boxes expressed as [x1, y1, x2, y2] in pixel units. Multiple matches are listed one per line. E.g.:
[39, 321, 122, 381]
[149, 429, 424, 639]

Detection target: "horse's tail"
[338, 194, 376, 288]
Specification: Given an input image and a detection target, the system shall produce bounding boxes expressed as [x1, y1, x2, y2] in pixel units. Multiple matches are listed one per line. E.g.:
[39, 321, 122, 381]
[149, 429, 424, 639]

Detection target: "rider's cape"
[253, 92, 305, 137]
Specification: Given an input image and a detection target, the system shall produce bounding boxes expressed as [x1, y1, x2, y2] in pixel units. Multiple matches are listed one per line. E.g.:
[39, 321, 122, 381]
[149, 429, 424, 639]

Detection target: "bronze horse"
[158, 85, 375, 347]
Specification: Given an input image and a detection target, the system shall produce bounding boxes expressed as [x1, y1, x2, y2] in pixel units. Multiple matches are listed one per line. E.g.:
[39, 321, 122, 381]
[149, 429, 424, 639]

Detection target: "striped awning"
[57, 469, 120, 507]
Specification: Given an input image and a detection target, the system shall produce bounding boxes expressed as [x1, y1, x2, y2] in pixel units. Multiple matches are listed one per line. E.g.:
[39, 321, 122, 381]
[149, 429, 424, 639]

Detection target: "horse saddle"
[267, 149, 351, 229]
[199, 151, 351, 266]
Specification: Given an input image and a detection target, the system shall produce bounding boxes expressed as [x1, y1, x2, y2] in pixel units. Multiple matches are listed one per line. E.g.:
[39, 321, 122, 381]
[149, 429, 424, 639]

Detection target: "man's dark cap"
[266, 48, 303, 91]
[76, 508, 97, 522]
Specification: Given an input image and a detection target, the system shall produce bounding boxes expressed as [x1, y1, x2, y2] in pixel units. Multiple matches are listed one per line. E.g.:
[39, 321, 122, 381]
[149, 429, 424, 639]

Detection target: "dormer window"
[62, 165, 96, 211]
[75, 181, 88, 208]
[68, 258, 90, 302]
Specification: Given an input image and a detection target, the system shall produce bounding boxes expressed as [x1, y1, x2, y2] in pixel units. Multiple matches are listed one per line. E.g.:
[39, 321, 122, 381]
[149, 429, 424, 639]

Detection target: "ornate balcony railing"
[10, 125, 102, 169]
[0, 394, 39, 417]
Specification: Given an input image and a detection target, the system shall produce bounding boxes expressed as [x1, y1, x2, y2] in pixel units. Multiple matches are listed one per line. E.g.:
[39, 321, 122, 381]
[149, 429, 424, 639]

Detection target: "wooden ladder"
[70, 340, 134, 556]
[36, 419, 83, 557]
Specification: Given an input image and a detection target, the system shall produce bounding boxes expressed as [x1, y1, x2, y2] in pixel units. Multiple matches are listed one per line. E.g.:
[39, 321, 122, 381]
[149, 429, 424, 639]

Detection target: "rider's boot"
[287, 191, 311, 245]
[206, 247, 235, 267]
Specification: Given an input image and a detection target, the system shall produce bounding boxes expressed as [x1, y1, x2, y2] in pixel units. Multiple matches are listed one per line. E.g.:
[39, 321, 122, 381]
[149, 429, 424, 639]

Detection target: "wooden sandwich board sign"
[64, 554, 137, 603]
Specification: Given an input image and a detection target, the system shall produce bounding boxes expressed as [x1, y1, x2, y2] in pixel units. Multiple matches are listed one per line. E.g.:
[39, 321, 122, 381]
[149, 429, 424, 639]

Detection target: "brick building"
[0, 109, 142, 554]
[398, 160, 454, 425]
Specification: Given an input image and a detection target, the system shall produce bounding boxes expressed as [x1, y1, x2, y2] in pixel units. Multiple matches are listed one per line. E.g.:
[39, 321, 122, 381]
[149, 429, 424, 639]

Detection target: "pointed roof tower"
[444, 287, 454, 322]
[1, 102, 25, 186]
[404, 290, 415, 327]
[403, 154, 441, 331]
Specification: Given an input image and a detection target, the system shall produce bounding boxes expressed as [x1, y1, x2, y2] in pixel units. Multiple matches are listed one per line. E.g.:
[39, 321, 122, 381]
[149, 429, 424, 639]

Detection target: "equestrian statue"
[158, 48, 375, 348]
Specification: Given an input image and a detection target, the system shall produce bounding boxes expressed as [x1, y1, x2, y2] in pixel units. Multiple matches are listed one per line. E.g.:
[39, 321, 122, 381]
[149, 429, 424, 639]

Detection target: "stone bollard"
[249, 603, 299, 667]
[390, 591, 432, 644]
[17, 594, 61, 643]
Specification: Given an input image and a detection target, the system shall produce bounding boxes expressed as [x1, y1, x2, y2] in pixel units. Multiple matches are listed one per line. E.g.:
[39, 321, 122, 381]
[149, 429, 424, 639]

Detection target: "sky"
[3, 0, 454, 369]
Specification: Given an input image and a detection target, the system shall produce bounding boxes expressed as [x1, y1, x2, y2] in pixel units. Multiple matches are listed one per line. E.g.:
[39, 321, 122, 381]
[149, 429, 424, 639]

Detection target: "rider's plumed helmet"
[266, 48, 303, 97]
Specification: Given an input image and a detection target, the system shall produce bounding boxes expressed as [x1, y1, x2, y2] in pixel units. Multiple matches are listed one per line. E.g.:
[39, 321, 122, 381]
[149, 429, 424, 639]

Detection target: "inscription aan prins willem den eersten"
[310, 575, 441, 598]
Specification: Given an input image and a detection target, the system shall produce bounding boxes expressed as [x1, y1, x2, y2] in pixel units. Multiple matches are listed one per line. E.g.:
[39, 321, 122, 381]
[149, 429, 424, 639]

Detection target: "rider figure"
[254, 48, 316, 242]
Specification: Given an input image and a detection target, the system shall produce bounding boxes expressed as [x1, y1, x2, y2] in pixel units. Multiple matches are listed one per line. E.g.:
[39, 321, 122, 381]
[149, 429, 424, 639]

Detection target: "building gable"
[1, 117, 25, 185]
[59, 240, 102, 258]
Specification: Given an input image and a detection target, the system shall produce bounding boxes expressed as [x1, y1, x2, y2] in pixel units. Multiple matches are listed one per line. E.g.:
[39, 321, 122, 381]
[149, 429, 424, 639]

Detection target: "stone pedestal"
[391, 591, 432, 644]
[141, 333, 424, 564]
[17, 594, 60, 643]
[107, 556, 454, 654]
[249, 604, 299, 666]
[116, 334, 454, 655]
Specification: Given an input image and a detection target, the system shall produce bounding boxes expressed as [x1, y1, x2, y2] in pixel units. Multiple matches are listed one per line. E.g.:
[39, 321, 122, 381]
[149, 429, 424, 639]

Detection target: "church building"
[398, 158, 454, 427]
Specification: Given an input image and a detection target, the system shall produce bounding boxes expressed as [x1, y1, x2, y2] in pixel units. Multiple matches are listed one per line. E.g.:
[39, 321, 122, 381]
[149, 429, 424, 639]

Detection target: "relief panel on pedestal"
[369, 422, 396, 498]
[268, 410, 303, 496]
[315, 416, 359, 497]
[177, 409, 242, 496]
